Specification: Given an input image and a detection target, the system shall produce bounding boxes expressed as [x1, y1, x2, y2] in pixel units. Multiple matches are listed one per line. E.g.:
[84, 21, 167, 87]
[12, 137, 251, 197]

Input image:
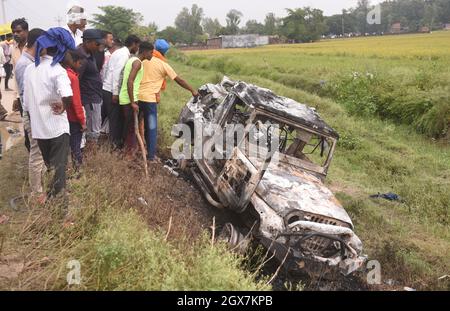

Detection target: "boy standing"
[63, 50, 86, 172]
[119, 42, 154, 157]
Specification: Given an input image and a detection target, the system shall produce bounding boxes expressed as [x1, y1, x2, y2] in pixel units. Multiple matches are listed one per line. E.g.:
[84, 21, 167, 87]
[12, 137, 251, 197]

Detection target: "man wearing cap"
[65, 5, 85, 47]
[78, 29, 104, 144]
[138, 39, 198, 162]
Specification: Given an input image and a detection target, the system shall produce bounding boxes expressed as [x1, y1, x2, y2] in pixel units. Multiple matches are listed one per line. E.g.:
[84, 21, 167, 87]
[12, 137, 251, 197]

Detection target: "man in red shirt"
[63, 50, 86, 173]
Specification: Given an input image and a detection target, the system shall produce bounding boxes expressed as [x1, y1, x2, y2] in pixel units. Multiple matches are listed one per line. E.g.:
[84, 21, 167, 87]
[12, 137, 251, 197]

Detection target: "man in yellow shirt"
[138, 46, 198, 162]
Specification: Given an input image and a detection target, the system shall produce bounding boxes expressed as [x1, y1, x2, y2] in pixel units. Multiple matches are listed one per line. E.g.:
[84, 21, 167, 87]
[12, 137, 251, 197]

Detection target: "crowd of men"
[0, 5, 199, 208]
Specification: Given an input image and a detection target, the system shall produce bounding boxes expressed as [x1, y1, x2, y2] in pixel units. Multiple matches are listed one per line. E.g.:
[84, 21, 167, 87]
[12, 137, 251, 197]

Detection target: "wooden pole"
[134, 111, 148, 177]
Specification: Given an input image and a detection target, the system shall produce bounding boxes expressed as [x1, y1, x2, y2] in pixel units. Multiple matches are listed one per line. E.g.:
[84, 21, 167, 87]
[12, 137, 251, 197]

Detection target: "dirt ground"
[0, 82, 23, 155]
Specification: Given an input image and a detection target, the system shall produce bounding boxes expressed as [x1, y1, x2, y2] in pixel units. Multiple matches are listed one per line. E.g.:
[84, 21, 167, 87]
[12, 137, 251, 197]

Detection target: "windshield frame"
[249, 109, 337, 177]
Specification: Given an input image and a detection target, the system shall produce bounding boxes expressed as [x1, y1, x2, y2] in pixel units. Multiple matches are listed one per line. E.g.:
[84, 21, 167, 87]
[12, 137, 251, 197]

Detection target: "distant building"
[206, 37, 222, 49]
[179, 34, 273, 51]
[390, 22, 402, 34]
[268, 36, 282, 45]
[207, 34, 270, 49]
[444, 23, 450, 30]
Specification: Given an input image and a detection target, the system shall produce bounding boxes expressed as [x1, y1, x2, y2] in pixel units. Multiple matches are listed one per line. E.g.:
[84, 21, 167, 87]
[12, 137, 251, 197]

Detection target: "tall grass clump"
[73, 209, 269, 291]
[329, 71, 450, 138]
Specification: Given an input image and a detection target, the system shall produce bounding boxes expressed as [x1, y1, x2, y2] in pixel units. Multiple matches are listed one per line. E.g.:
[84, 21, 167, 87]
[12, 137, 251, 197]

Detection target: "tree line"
[91, 0, 450, 45]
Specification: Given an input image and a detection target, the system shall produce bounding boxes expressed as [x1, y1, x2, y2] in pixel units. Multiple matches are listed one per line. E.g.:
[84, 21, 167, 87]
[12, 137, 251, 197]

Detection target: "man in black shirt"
[78, 29, 104, 144]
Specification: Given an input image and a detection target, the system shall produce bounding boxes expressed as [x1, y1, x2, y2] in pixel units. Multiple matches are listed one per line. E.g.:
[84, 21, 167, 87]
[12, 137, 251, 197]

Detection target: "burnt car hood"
[255, 161, 353, 228]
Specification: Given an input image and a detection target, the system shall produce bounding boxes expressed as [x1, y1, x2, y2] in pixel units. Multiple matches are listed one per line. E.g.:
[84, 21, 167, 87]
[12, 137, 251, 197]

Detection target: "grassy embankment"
[0, 146, 270, 290]
[160, 33, 450, 290]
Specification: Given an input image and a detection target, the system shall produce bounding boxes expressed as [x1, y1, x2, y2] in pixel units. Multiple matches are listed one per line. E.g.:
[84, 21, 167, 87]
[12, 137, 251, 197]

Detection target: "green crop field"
[158, 32, 450, 290]
[181, 31, 450, 138]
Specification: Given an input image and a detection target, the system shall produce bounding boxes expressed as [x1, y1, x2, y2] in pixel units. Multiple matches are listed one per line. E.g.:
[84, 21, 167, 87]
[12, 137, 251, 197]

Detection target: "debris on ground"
[385, 279, 397, 286]
[138, 197, 149, 207]
[0, 215, 10, 225]
[6, 127, 20, 136]
[370, 192, 403, 202]
[163, 165, 180, 177]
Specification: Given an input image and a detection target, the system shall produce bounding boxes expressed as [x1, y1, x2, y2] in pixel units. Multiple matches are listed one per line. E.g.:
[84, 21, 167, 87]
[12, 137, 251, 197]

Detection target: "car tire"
[218, 223, 251, 254]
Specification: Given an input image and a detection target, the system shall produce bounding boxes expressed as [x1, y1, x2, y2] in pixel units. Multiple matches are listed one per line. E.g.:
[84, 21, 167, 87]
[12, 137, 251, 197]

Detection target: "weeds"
[0, 148, 269, 291]
[182, 31, 450, 138]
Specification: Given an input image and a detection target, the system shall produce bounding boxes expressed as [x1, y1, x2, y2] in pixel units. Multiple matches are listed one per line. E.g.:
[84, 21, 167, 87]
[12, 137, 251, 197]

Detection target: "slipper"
[0, 214, 10, 225]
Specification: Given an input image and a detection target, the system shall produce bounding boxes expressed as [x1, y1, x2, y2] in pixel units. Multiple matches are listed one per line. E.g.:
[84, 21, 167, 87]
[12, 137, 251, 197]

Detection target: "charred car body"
[173, 77, 366, 276]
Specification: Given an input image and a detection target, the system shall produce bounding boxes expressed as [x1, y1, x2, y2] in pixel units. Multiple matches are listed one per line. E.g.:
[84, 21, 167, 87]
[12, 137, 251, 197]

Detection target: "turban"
[67, 5, 85, 24]
[155, 39, 170, 55]
[35, 27, 76, 66]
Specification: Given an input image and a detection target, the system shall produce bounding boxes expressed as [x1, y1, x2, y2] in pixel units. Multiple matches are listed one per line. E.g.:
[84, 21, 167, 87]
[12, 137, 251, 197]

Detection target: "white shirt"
[64, 25, 83, 47]
[23, 55, 73, 140]
[100, 49, 112, 82]
[0, 46, 5, 65]
[102, 46, 130, 95]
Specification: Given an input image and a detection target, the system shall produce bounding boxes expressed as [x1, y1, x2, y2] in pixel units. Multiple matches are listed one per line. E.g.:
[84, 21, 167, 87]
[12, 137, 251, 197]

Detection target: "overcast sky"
[3, 0, 384, 30]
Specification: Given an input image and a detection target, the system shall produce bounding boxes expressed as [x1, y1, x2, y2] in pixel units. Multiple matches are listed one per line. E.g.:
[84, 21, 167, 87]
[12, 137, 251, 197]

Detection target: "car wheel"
[218, 223, 251, 254]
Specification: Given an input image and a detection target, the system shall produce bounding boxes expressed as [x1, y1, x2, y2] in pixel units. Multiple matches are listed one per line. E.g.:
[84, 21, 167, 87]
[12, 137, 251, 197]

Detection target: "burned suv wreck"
[173, 77, 366, 276]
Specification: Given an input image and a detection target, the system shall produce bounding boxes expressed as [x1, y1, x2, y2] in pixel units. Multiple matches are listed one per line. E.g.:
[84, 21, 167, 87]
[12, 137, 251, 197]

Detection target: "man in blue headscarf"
[23, 27, 75, 203]
[35, 27, 76, 66]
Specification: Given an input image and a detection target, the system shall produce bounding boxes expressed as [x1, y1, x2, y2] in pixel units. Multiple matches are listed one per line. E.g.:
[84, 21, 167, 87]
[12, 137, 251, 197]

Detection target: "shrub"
[79, 209, 270, 291]
[330, 71, 450, 138]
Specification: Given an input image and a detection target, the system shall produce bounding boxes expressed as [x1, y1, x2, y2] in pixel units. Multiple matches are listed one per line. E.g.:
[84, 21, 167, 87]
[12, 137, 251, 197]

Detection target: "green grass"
[180, 32, 450, 138]
[0, 147, 269, 291]
[62, 209, 269, 291]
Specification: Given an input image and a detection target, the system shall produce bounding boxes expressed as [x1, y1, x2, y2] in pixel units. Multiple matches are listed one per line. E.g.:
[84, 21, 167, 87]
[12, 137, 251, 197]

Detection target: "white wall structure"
[221, 35, 269, 48]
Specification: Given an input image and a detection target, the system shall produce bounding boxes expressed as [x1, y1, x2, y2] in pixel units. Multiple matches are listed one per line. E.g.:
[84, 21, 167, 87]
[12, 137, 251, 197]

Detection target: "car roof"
[230, 81, 340, 139]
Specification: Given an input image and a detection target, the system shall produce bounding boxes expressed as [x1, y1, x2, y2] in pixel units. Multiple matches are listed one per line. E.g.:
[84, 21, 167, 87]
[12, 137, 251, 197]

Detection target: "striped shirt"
[15, 50, 34, 103]
[23, 55, 73, 140]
